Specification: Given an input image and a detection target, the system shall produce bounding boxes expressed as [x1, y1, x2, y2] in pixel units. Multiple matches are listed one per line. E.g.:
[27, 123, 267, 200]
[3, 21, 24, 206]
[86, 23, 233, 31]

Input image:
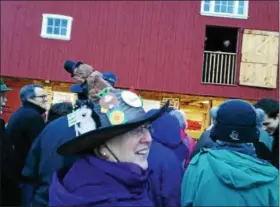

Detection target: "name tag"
[67, 112, 79, 127]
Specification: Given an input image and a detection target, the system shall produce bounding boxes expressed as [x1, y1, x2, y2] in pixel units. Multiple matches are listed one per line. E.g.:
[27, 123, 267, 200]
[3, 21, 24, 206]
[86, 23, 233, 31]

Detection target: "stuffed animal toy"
[64, 60, 113, 101]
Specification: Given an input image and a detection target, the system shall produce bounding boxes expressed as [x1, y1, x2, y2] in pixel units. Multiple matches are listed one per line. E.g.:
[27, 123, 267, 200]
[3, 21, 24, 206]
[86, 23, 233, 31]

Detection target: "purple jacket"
[49, 155, 154, 206]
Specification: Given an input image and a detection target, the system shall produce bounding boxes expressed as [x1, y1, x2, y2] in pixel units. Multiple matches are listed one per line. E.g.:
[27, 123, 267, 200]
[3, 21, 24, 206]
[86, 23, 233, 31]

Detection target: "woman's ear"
[98, 145, 109, 159]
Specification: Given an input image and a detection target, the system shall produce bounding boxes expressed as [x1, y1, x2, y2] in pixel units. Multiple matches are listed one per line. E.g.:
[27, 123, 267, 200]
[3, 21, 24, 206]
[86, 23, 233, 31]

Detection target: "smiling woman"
[48, 75, 169, 206]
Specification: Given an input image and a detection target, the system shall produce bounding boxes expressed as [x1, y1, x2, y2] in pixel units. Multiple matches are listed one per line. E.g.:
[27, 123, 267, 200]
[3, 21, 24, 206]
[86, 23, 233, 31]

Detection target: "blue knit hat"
[102, 72, 117, 87]
[210, 99, 260, 143]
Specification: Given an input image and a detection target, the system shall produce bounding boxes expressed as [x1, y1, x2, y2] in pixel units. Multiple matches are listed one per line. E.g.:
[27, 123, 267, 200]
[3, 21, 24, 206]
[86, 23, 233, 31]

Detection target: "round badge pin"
[121, 91, 142, 108]
[108, 110, 126, 125]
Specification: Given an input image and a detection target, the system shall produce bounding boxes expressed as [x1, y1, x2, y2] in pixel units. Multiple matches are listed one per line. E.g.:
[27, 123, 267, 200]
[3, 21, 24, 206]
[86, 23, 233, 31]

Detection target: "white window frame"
[200, 0, 249, 19]
[40, 14, 73, 41]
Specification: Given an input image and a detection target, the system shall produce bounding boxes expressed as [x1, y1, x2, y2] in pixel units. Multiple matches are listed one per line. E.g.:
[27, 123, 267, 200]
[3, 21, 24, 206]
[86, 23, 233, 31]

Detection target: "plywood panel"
[239, 29, 279, 88]
[239, 62, 277, 88]
[242, 31, 279, 64]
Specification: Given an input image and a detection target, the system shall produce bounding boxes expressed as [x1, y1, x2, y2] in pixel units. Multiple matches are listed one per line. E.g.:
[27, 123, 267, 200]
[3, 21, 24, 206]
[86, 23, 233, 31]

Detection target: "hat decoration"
[58, 60, 169, 155]
[121, 90, 142, 108]
[95, 86, 144, 126]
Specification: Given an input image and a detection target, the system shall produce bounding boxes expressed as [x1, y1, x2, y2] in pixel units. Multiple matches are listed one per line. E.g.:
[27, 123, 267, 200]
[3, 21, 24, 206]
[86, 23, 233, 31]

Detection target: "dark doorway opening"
[204, 25, 239, 53]
[202, 25, 239, 85]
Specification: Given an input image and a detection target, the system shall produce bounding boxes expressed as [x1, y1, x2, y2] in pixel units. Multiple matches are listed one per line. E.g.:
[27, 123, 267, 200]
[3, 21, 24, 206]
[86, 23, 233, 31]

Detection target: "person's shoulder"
[22, 108, 44, 121]
[150, 141, 174, 157]
[189, 148, 214, 167]
[40, 116, 74, 141]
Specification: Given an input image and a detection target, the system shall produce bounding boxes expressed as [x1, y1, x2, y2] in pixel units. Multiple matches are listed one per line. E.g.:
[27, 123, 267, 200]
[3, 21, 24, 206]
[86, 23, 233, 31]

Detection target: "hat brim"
[57, 101, 169, 155]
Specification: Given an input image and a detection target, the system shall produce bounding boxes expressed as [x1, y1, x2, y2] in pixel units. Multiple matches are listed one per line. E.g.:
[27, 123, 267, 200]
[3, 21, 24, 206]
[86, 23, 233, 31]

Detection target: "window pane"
[238, 0, 245, 7]
[61, 19, 68, 28]
[54, 27, 60, 35]
[222, 1, 227, 6]
[227, 6, 234, 13]
[221, 5, 227, 13]
[238, 6, 244, 14]
[214, 4, 221, 12]
[47, 26, 53, 34]
[228, 1, 234, 6]
[204, 4, 210, 11]
[54, 19, 60, 27]
[215, 0, 221, 5]
[47, 18, 53, 26]
[61, 28, 67, 36]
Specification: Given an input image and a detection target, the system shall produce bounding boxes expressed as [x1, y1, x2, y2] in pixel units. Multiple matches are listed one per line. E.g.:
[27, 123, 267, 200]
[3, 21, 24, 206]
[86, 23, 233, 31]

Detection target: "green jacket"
[181, 149, 279, 206]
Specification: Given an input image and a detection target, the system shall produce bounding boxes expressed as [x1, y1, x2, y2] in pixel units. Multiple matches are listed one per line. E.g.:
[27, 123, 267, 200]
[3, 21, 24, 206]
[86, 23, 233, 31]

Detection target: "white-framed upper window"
[40, 14, 73, 41]
[201, 0, 249, 19]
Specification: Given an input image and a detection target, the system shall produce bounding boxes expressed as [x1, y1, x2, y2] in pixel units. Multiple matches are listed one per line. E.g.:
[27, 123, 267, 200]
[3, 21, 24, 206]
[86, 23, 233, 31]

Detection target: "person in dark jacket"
[169, 109, 191, 169]
[22, 100, 96, 207]
[21, 102, 73, 207]
[4, 84, 47, 205]
[255, 98, 279, 169]
[149, 110, 188, 164]
[48, 87, 169, 206]
[0, 78, 13, 206]
[147, 110, 184, 206]
[5, 84, 48, 177]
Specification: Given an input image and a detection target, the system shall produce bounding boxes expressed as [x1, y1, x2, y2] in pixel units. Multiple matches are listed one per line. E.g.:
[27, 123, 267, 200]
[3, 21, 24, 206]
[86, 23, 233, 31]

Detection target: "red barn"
[1, 1, 279, 137]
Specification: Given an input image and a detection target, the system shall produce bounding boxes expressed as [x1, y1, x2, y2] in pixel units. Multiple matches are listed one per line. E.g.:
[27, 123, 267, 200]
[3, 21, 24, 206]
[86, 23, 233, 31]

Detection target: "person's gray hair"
[20, 84, 43, 103]
[210, 106, 218, 120]
[255, 108, 266, 128]
[169, 109, 186, 128]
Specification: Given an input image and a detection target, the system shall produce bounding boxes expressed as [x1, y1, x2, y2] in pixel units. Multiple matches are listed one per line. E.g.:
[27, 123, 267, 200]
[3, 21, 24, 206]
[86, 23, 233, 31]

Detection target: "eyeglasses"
[128, 124, 153, 137]
[34, 95, 48, 99]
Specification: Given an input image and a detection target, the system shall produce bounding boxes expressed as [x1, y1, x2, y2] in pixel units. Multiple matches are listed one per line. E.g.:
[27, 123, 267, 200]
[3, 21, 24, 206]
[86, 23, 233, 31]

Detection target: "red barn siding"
[1, 1, 279, 100]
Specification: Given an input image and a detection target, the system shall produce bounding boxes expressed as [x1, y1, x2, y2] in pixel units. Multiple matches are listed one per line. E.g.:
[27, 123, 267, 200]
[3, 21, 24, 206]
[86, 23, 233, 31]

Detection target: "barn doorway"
[204, 25, 239, 53]
[202, 25, 239, 85]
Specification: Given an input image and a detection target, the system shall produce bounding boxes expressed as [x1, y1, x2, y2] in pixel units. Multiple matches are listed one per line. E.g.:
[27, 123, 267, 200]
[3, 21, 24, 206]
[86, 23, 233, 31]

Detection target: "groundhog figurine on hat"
[64, 60, 113, 101]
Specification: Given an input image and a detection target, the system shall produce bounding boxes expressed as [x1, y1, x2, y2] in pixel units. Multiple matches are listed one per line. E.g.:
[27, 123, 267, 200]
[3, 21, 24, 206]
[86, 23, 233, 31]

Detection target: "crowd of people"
[0, 60, 279, 206]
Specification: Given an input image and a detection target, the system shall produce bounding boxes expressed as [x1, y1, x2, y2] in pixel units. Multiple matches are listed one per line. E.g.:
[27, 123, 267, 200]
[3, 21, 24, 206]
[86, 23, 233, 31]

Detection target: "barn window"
[201, 0, 249, 19]
[40, 14, 73, 41]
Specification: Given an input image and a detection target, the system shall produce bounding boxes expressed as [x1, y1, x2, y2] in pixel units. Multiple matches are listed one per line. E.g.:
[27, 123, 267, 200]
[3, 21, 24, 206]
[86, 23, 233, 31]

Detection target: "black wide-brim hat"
[57, 89, 169, 156]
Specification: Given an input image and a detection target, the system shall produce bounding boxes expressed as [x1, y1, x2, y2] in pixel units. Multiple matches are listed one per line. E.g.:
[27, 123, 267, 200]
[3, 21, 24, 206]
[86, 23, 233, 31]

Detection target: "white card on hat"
[121, 91, 142, 108]
[67, 112, 79, 127]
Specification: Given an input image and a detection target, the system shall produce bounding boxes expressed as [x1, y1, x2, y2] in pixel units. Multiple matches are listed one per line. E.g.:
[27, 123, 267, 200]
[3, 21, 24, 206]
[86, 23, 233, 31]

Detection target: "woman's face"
[103, 124, 152, 170]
